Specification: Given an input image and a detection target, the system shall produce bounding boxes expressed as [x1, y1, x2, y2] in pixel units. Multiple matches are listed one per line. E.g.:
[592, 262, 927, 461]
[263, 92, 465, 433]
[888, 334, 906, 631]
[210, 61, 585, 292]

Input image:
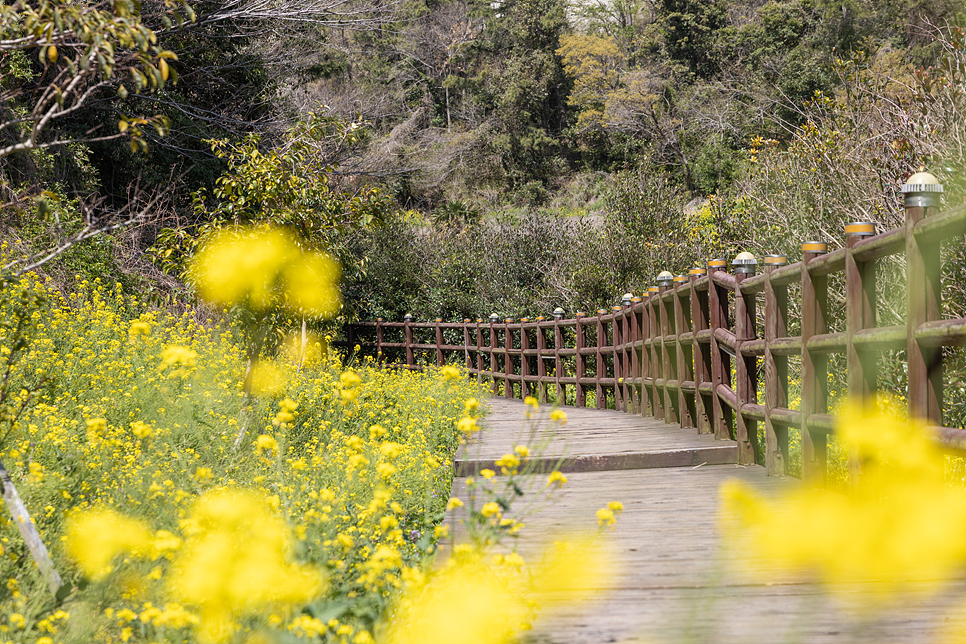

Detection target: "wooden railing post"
[647, 286, 663, 419]
[733, 253, 759, 465]
[903, 173, 944, 424]
[801, 241, 829, 486]
[619, 295, 634, 412]
[375, 318, 384, 366]
[673, 275, 694, 428]
[845, 223, 878, 484]
[690, 268, 711, 433]
[435, 318, 444, 366]
[596, 309, 607, 409]
[475, 319, 484, 384]
[554, 308, 565, 405]
[489, 314, 499, 395]
[504, 318, 514, 399]
[630, 297, 643, 414]
[462, 319, 472, 372]
[611, 305, 624, 411]
[763, 255, 789, 476]
[536, 317, 548, 403]
[404, 313, 414, 368]
[708, 259, 730, 440]
[521, 318, 532, 399]
[575, 313, 587, 407]
[658, 272, 677, 424]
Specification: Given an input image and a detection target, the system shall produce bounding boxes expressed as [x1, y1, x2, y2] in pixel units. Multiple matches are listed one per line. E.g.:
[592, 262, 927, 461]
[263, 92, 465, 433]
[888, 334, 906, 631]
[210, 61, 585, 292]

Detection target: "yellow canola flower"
[65, 509, 152, 580]
[546, 471, 567, 487]
[524, 396, 538, 411]
[169, 488, 325, 643]
[464, 398, 480, 413]
[190, 227, 340, 318]
[248, 360, 287, 397]
[439, 365, 461, 381]
[457, 417, 478, 434]
[160, 345, 199, 378]
[480, 502, 501, 518]
[550, 409, 567, 423]
[280, 251, 341, 318]
[255, 435, 278, 455]
[385, 556, 526, 644]
[720, 401, 966, 593]
[128, 320, 151, 340]
[387, 538, 611, 644]
[446, 497, 463, 511]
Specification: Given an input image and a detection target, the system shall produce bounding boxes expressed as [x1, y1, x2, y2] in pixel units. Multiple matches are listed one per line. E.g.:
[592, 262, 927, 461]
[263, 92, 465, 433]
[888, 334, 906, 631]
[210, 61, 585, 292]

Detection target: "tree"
[0, 0, 187, 161]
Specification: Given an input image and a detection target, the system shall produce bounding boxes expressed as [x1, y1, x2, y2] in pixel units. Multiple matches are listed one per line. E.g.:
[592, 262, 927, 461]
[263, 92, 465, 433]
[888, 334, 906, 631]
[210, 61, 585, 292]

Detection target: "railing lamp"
[553, 307, 565, 320]
[622, 292, 633, 306]
[404, 313, 413, 322]
[489, 313, 499, 323]
[656, 271, 674, 287]
[901, 171, 943, 208]
[732, 251, 758, 275]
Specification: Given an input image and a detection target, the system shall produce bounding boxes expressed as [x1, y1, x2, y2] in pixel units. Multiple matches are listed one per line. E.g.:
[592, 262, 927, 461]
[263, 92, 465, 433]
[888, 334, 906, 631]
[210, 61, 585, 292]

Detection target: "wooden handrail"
[342, 192, 966, 485]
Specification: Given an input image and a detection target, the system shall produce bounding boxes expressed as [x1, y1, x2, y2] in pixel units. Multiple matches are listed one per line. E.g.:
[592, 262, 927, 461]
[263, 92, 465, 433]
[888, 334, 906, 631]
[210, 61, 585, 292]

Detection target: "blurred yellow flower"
[721, 400, 966, 593]
[168, 488, 324, 643]
[255, 435, 278, 455]
[546, 471, 567, 487]
[439, 366, 461, 381]
[190, 227, 340, 318]
[549, 409, 567, 423]
[65, 509, 152, 579]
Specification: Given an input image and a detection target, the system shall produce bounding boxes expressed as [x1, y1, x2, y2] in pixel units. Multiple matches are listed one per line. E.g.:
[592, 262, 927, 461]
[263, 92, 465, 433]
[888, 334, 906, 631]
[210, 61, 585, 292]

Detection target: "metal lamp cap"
[404, 313, 413, 321]
[504, 318, 513, 323]
[489, 313, 500, 323]
[435, 318, 443, 322]
[463, 318, 471, 322]
[576, 311, 586, 317]
[845, 222, 876, 237]
[536, 316, 545, 321]
[622, 292, 633, 305]
[611, 305, 622, 312]
[707, 258, 727, 269]
[801, 241, 827, 254]
[656, 270, 674, 286]
[689, 267, 708, 276]
[901, 171, 943, 208]
[520, 317, 530, 322]
[673, 274, 688, 284]
[376, 317, 384, 322]
[475, 318, 483, 323]
[647, 286, 659, 295]
[631, 296, 643, 303]
[732, 251, 758, 274]
[552, 307, 565, 319]
[763, 254, 787, 266]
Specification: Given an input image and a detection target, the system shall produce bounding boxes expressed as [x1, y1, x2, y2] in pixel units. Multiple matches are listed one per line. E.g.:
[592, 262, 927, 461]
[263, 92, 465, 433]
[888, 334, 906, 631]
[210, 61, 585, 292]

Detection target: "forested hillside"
[3, 0, 965, 320]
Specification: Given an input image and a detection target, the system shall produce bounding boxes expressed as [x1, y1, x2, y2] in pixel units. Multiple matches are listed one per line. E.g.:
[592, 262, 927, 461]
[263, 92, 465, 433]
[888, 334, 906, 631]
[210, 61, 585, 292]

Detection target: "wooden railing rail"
[342, 174, 966, 483]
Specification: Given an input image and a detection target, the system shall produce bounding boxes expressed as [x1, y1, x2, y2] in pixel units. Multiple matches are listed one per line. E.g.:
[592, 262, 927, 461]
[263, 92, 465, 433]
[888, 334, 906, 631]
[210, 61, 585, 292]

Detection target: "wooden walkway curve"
[451, 399, 966, 644]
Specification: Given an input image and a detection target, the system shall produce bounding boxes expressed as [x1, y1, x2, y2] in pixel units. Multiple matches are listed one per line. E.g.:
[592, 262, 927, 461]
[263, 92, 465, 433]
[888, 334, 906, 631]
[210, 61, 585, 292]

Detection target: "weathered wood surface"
[455, 400, 737, 474]
[449, 399, 966, 644]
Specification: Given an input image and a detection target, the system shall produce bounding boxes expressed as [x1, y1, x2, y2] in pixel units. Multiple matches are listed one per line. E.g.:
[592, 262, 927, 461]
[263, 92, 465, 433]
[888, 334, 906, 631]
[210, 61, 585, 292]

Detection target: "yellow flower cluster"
[0, 273, 483, 644]
[189, 226, 341, 318]
[721, 401, 966, 594]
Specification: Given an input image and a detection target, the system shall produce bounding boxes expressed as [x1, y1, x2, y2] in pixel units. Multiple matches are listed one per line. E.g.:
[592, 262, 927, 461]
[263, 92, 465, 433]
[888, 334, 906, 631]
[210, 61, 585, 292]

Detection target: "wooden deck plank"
[446, 399, 966, 643]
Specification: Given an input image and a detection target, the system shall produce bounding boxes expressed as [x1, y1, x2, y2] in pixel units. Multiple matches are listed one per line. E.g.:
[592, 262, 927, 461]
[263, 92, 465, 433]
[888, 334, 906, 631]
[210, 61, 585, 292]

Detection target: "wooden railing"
[344, 177, 966, 483]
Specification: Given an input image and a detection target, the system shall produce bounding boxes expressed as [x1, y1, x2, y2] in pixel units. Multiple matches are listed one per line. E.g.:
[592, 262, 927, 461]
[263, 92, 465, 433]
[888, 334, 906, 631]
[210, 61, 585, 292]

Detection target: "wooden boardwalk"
[450, 399, 966, 644]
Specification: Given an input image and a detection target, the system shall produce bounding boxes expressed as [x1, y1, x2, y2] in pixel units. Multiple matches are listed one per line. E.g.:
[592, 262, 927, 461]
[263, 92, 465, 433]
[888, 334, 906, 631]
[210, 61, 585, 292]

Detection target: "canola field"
[0, 271, 482, 644]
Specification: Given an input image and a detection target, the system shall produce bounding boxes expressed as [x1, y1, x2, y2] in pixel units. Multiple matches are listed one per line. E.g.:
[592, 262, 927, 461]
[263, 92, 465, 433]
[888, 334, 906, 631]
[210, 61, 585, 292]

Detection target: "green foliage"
[150, 113, 393, 279]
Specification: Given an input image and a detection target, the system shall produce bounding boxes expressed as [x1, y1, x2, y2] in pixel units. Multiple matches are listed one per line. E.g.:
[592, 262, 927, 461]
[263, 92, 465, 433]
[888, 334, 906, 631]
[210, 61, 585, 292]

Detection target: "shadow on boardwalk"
[450, 399, 966, 644]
